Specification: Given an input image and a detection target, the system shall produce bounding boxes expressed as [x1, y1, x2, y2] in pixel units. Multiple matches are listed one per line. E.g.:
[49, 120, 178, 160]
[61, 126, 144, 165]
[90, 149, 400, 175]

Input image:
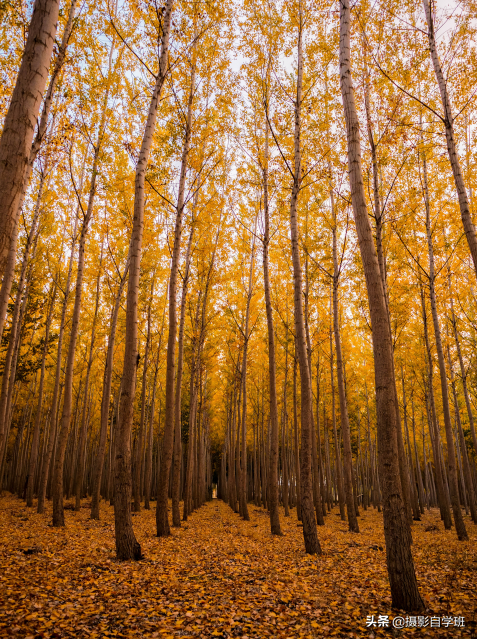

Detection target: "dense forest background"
[0, 0, 476, 627]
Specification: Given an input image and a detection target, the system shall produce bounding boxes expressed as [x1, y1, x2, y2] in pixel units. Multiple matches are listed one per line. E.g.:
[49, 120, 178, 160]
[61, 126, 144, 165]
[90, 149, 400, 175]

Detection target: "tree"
[338, 0, 423, 611]
[422, 0, 477, 278]
[114, 0, 173, 559]
[156, 26, 196, 537]
[0, 0, 61, 280]
[288, 4, 321, 555]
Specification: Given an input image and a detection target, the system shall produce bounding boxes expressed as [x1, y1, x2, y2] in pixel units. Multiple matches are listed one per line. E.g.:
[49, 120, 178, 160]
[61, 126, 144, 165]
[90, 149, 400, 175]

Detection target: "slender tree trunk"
[37, 218, 78, 514]
[227, 385, 236, 512]
[332, 217, 358, 532]
[339, 0, 423, 609]
[411, 398, 426, 513]
[293, 355, 301, 519]
[184, 370, 199, 518]
[448, 276, 477, 457]
[74, 263, 101, 511]
[401, 371, 421, 520]
[288, 13, 320, 555]
[172, 224, 194, 526]
[330, 320, 345, 520]
[25, 282, 56, 506]
[184, 296, 202, 521]
[363, 62, 413, 524]
[239, 220, 257, 522]
[145, 347, 161, 510]
[156, 46, 195, 537]
[419, 279, 452, 527]
[90, 256, 129, 519]
[282, 351, 290, 516]
[262, 122, 282, 534]
[422, 150, 468, 540]
[303, 238, 324, 527]
[447, 344, 477, 522]
[115, 0, 173, 559]
[422, 0, 477, 276]
[133, 299, 151, 512]
[316, 366, 326, 516]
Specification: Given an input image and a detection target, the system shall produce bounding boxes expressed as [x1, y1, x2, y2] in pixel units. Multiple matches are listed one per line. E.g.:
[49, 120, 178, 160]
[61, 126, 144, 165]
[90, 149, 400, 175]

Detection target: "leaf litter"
[0, 495, 476, 638]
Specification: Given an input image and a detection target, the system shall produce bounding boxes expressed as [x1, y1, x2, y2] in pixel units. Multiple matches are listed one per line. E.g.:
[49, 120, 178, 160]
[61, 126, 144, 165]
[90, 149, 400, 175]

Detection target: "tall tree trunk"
[316, 366, 326, 515]
[447, 343, 477, 522]
[288, 12, 320, 555]
[172, 223, 194, 527]
[363, 60, 413, 524]
[184, 294, 202, 521]
[422, 0, 477, 276]
[90, 255, 129, 519]
[330, 319, 345, 520]
[303, 233, 324, 527]
[339, 0, 423, 610]
[156, 50, 195, 537]
[0, 0, 78, 342]
[87, 32, 124, 520]
[145, 342, 162, 510]
[292, 354, 301, 519]
[0, 0, 61, 280]
[401, 371, 421, 520]
[422, 153, 468, 540]
[448, 274, 477, 457]
[133, 298, 152, 512]
[262, 119, 281, 534]
[418, 278, 452, 527]
[282, 348, 290, 516]
[37, 218, 78, 514]
[115, 0, 173, 559]
[74, 260, 101, 511]
[25, 281, 56, 506]
[239, 218, 257, 522]
[332, 219, 359, 532]
[411, 397, 426, 513]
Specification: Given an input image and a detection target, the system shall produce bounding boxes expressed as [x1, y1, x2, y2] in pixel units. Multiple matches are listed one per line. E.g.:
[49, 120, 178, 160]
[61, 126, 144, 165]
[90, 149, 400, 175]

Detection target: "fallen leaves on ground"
[0, 495, 476, 638]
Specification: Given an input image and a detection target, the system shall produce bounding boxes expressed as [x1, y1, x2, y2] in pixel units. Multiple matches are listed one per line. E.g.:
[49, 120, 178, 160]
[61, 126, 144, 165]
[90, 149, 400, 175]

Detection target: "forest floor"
[0, 495, 476, 638]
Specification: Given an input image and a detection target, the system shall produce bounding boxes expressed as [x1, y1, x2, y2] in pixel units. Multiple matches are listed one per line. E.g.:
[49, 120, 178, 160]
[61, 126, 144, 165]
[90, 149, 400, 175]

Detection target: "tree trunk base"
[116, 537, 142, 561]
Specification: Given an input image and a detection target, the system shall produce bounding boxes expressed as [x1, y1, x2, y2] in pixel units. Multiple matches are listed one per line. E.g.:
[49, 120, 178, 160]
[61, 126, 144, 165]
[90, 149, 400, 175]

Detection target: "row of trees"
[0, 0, 476, 613]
